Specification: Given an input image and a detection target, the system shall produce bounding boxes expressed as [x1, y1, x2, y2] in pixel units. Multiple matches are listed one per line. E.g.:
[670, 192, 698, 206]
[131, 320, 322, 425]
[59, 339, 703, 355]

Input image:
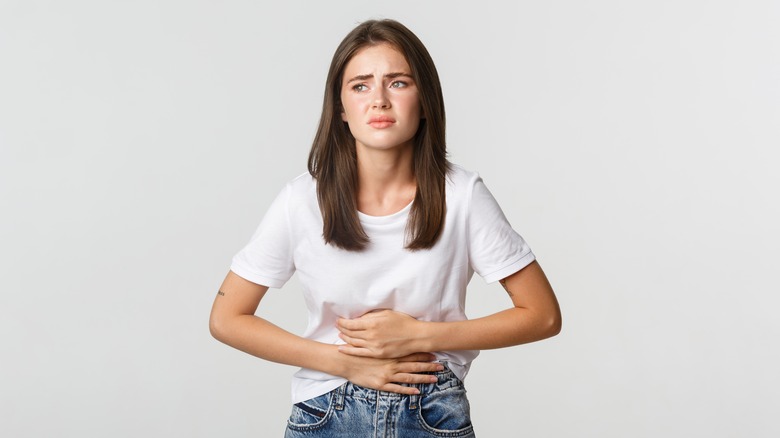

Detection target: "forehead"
[343, 43, 411, 78]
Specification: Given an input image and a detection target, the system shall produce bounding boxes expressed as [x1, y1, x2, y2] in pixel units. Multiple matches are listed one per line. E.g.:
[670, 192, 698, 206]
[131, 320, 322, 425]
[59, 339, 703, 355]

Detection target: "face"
[340, 43, 422, 153]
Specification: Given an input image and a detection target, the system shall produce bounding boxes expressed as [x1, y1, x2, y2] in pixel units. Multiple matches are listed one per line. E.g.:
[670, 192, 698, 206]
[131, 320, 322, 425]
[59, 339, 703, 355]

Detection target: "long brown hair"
[308, 19, 449, 251]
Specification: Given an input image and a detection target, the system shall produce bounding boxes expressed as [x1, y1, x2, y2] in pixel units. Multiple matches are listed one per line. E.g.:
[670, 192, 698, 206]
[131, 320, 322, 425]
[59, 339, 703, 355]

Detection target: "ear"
[338, 101, 347, 121]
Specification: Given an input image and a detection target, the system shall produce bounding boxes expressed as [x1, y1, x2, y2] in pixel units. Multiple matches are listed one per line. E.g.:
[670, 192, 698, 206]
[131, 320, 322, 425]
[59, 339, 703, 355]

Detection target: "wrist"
[309, 343, 350, 378]
[416, 320, 437, 353]
[334, 346, 356, 379]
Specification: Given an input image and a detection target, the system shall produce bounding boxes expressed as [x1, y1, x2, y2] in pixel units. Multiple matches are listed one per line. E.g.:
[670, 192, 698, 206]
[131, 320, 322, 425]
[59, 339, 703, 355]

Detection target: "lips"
[368, 115, 395, 128]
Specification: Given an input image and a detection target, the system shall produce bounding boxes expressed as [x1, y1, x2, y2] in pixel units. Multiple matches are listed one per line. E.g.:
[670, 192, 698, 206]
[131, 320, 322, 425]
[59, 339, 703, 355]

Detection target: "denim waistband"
[332, 362, 464, 411]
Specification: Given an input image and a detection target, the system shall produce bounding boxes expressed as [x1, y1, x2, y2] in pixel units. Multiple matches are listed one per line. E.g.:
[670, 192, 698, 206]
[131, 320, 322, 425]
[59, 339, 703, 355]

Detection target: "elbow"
[545, 308, 562, 338]
[548, 314, 562, 338]
[528, 306, 561, 341]
[209, 311, 227, 343]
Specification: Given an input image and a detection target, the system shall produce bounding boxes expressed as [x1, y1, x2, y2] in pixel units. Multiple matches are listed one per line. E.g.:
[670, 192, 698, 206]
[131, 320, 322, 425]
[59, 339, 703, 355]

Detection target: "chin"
[357, 140, 414, 151]
[355, 134, 416, 150]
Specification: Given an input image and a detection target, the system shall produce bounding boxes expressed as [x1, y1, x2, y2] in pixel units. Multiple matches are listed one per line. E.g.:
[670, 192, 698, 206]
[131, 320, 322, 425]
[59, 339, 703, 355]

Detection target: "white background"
[2, 1, 778, 437]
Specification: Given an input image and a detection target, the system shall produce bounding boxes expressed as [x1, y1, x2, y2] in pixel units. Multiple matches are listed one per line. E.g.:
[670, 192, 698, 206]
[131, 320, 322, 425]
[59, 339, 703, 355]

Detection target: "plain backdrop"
[1, 1, 779, 437]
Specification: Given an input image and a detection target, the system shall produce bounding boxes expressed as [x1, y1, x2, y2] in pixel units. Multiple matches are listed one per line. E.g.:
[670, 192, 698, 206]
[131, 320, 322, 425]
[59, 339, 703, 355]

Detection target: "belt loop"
[334, 382, 346, 411]
[409, 384, 419, 410]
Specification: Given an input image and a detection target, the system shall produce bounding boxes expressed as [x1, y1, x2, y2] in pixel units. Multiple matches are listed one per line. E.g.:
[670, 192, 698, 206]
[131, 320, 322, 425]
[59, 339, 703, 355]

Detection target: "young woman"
[210, 19, 561, 437]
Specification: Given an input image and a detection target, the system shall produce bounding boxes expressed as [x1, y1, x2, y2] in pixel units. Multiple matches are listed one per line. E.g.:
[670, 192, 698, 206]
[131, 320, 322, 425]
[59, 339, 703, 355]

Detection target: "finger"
[396, 361, 444, 374]
[380, 383, 421, 395]
[336, 326, 365, 339]
[357, 309, 392, 318]
[338, 333, 371, 349]
[391, 371, 439, 385]
[338, 333, 359, 346]
[337, 318, 366, 331]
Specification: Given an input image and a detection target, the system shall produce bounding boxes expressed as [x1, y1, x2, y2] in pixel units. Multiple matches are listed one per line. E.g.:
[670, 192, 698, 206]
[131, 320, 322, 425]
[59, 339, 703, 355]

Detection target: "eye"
[390, 81, 408, 89]
[352, 84, 368, 92]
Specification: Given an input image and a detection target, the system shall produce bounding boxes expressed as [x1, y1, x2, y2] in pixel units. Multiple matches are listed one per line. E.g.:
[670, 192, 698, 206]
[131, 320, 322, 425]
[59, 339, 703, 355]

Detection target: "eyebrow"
[346, 72, 413, 84]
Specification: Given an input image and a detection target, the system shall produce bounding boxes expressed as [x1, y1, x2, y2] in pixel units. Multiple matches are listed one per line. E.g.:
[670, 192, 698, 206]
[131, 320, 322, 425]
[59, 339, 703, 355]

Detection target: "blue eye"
[352, 84, 368, 92]
[390, 81, 407, 88]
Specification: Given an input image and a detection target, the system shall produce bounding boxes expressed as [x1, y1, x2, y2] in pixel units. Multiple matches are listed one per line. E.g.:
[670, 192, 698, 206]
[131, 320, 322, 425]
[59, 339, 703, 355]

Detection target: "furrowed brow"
[346, 72, 413, 83]
[346, 74, 373, 83]
[384, 72, 413, 79]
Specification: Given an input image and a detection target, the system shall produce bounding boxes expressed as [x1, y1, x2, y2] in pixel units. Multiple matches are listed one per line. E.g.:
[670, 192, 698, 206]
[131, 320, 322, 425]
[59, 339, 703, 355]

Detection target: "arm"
[336, 260, 561, 358]
[209, 270, 442, 394]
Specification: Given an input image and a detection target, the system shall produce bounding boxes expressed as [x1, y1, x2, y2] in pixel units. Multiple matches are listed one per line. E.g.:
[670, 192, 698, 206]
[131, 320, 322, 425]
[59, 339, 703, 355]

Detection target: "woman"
[210, 19, 561, 437]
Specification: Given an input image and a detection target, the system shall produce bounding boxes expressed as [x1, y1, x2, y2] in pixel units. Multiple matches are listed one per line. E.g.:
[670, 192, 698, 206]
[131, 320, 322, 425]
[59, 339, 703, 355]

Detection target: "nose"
[371, 88, 390, 109]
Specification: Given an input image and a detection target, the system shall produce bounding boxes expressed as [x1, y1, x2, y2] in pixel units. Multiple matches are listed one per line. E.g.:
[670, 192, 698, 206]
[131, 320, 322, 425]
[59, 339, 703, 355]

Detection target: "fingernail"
[430, 376, 438, 382]
[436, 365, 444, 370]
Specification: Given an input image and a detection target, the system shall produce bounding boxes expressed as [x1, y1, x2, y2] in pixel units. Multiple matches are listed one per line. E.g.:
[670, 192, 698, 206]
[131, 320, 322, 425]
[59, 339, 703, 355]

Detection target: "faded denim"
[284, 365, 475, 437]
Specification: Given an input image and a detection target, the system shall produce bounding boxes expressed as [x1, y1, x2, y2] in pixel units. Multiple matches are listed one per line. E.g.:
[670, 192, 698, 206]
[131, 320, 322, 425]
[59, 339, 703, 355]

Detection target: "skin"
[209, 43, 562, 395]
[340, 43, 421, 216]
[210, 272, 443, 395]
[336, 261, 560, 359]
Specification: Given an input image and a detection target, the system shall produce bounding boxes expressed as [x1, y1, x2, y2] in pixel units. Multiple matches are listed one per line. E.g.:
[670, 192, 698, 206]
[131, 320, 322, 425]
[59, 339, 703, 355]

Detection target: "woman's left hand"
[337, 309, 426, 359]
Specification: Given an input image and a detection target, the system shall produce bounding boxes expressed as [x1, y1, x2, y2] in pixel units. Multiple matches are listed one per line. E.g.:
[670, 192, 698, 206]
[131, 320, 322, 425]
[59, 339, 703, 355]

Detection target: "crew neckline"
[357, 200, 414, 225]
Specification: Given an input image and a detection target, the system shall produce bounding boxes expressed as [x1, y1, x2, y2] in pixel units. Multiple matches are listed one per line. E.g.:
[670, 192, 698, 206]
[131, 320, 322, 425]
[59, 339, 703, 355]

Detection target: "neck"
[355, 141, 416, 215]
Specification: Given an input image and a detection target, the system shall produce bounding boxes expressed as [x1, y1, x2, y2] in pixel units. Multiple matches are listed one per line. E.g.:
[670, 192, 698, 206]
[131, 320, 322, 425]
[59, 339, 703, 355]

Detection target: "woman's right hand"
[337, 351, 443, 395]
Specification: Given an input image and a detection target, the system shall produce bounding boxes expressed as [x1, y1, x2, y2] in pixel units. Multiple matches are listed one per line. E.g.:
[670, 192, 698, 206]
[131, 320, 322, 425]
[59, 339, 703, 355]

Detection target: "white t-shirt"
[231, 164, 535, 403]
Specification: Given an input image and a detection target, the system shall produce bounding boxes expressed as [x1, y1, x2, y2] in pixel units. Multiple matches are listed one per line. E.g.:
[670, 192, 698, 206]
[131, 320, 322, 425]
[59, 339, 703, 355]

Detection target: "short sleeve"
[230, 184, 296, 288]
[467, 176, 535, 283]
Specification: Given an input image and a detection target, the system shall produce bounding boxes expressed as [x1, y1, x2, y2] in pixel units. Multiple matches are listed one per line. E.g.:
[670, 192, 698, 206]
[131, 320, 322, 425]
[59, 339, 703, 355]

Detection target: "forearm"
[210, 313, 343, 376]
[337, 306, 561, 358]
[337, 261, 562, 358]
[210, 312, 442, 394]
[210, 271, 442, 394]
[418, 306, 561, 352]
[419, 263, 561, 352]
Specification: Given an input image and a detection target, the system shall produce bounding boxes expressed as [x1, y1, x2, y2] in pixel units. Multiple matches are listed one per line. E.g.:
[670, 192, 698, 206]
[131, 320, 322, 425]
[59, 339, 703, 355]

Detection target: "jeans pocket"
[417, 387, 474, 436]
[286, 391, 333, 431]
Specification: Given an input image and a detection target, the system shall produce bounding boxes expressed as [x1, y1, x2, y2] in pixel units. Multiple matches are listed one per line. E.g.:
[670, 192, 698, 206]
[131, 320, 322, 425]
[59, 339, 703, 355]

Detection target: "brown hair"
[308, 19, 449, 251]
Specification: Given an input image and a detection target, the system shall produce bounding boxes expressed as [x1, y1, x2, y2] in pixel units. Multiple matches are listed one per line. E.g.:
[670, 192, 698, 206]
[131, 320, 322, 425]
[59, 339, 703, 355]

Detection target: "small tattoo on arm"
[217, 290, 225, 296]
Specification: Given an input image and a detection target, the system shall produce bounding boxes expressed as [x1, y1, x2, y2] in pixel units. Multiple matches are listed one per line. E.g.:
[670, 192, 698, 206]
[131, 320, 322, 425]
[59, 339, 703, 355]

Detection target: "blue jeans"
[284, 365, 476, 437]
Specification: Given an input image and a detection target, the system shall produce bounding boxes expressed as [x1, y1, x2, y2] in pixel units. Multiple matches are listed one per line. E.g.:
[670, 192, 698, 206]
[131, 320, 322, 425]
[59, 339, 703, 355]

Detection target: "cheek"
[404, 95, 422, 119]
[340, 95, 365, 120]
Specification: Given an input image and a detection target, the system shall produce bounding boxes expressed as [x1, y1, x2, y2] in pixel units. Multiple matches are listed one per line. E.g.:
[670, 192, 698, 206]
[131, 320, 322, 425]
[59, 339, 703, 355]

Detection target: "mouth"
[368, 116, 395, 128]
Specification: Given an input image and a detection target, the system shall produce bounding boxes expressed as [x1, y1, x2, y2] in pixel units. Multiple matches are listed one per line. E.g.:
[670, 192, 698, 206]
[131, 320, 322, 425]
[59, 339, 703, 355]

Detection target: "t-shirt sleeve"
[230, 184, 296, 288]
[467, 176, 535, 284]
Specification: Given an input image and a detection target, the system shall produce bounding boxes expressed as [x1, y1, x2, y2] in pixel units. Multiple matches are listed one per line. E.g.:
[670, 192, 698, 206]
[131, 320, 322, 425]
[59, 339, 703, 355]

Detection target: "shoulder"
[445, 162, 507, 216]
[278, 171, 316, 201]
[445, 162, 483, 202]
[287, 171, 316, 190]
[444, 163, 486, 218]
[260, 171, 317, 215]
[446, 162, 481, 188]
